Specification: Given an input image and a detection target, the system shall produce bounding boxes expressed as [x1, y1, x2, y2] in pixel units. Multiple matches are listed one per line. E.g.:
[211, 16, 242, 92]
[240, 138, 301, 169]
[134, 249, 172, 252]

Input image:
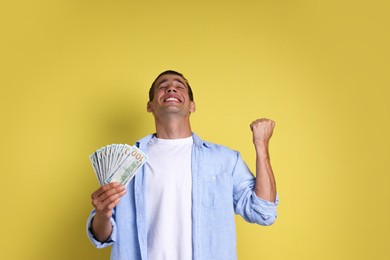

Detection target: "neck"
[154, 116, 192, 139]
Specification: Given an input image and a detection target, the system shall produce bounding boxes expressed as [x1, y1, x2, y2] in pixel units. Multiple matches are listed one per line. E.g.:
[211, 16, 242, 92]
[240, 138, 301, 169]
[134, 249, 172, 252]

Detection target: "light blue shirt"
[87, 133, 279, 260]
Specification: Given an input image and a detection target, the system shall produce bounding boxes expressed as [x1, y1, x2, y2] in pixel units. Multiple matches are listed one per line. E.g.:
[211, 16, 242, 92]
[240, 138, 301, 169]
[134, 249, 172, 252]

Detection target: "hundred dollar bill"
[104, 146, 147, 186]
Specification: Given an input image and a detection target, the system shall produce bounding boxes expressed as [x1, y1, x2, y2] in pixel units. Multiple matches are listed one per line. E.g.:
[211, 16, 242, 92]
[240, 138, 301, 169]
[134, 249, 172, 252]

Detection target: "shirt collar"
[135, 132, 210, 149]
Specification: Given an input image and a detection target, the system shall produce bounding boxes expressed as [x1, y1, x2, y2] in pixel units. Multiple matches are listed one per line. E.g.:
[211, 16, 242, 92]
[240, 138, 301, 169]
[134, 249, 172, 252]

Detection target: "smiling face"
[147, 73, 196, 118]
[149, 70, 194, 102]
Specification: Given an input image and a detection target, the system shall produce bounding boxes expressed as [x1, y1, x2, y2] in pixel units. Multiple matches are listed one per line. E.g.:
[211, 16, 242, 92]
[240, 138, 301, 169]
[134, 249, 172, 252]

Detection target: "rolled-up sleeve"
[86, 209, 117, 248]
[250, 192, 279, 225]
[232, 152, 279, 225]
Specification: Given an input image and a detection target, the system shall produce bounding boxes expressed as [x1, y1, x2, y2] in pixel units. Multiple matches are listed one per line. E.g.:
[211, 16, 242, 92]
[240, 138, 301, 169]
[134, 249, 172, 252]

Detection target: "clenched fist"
[250, 118, 275, 146]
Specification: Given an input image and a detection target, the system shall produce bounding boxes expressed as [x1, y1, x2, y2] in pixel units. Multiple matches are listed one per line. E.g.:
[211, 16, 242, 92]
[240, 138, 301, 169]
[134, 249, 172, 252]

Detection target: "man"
[87, 70, 278, 260]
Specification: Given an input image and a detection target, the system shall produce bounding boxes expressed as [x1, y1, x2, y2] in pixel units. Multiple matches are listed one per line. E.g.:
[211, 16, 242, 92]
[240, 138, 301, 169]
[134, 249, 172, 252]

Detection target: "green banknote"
[89, 144, 147, 186]
[104, 146, 147, 186]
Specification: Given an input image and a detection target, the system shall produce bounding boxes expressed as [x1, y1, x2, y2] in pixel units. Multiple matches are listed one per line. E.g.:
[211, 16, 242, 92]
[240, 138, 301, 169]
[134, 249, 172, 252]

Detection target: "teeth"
[166, 97, 179, 102]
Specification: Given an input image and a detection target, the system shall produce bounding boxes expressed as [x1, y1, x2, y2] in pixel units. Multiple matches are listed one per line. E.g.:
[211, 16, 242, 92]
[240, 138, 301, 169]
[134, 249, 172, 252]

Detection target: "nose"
[166, 86, 177, 93]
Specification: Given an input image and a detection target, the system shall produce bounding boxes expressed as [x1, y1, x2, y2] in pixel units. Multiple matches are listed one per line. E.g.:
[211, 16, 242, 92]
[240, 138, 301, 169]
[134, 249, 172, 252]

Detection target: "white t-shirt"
[145, 136, 193, 260]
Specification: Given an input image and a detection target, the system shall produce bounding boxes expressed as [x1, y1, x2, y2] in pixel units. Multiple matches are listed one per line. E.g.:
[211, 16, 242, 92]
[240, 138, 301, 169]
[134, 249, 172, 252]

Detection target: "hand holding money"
[90, 182, 126, 242]
[89, 143, 147, 242]
[91, 182, 126, 219]
[89, 144, 148, 186]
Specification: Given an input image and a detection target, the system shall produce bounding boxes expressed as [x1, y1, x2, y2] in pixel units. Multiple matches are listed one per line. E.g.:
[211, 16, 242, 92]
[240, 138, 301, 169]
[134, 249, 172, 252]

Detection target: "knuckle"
[92, 199, 99, 208]
[106, 189, 115, 197]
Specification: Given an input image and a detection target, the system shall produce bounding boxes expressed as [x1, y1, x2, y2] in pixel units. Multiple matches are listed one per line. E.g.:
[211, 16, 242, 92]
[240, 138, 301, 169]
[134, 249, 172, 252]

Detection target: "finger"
[97, 197, 121, 216]
[91, 184, 112, 199]
[95, 189, 126, 212]
[250, 119, 261, 130]
[91, 184, 125, 209]
[250, 119, 264, 130]
[91, 182, 121, 199]
[250, 119, 276, 134]
[101, 188, 126, 204]
[107, 198, 122, 210]
[95, 186, 126, 205]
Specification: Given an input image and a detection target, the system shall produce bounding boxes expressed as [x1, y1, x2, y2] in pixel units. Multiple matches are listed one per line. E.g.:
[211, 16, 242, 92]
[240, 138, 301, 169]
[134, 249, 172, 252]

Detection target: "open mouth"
[163, 96, 182, 103]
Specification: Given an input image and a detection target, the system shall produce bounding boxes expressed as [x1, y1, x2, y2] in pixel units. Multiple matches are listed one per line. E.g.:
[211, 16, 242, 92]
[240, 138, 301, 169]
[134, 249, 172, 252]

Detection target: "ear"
[189, 101, 196, 113]
[147, 101, 153, 113]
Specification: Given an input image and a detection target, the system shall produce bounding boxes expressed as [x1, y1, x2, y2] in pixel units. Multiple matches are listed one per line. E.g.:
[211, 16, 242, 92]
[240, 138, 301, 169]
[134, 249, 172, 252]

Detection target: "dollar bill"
[104, 146, 147, 186]
[89, 144, 147, 186]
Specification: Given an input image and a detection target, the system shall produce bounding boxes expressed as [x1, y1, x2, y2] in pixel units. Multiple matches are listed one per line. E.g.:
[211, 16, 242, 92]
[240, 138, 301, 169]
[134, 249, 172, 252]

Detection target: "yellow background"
[1, 0, 389, 259]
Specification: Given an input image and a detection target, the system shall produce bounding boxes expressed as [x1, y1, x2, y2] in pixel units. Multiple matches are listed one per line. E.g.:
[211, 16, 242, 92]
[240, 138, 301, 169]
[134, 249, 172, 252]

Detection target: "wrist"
[254, 142, 270, 159]
[94, 212, 111, 224]
[254, 141, 269, 149]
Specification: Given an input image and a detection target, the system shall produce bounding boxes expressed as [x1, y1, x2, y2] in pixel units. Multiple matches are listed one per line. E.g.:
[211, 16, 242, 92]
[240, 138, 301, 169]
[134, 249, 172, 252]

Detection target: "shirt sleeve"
[232, 152, 279, 225]
[86, 209, 117, 248]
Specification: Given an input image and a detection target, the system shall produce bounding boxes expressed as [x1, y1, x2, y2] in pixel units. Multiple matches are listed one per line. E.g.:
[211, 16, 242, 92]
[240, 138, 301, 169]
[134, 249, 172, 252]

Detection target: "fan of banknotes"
[89, 144, 148, 186]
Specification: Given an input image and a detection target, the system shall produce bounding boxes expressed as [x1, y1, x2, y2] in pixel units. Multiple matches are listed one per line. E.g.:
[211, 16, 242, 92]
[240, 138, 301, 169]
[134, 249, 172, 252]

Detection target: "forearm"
[90, 182, 125, 243]
[254, 143, 277, 202]
[91, 214, 113, 242]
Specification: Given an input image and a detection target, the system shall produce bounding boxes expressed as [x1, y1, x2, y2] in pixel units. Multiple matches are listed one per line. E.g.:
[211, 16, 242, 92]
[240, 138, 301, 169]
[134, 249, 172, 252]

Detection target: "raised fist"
[250, 118, 275, 146]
